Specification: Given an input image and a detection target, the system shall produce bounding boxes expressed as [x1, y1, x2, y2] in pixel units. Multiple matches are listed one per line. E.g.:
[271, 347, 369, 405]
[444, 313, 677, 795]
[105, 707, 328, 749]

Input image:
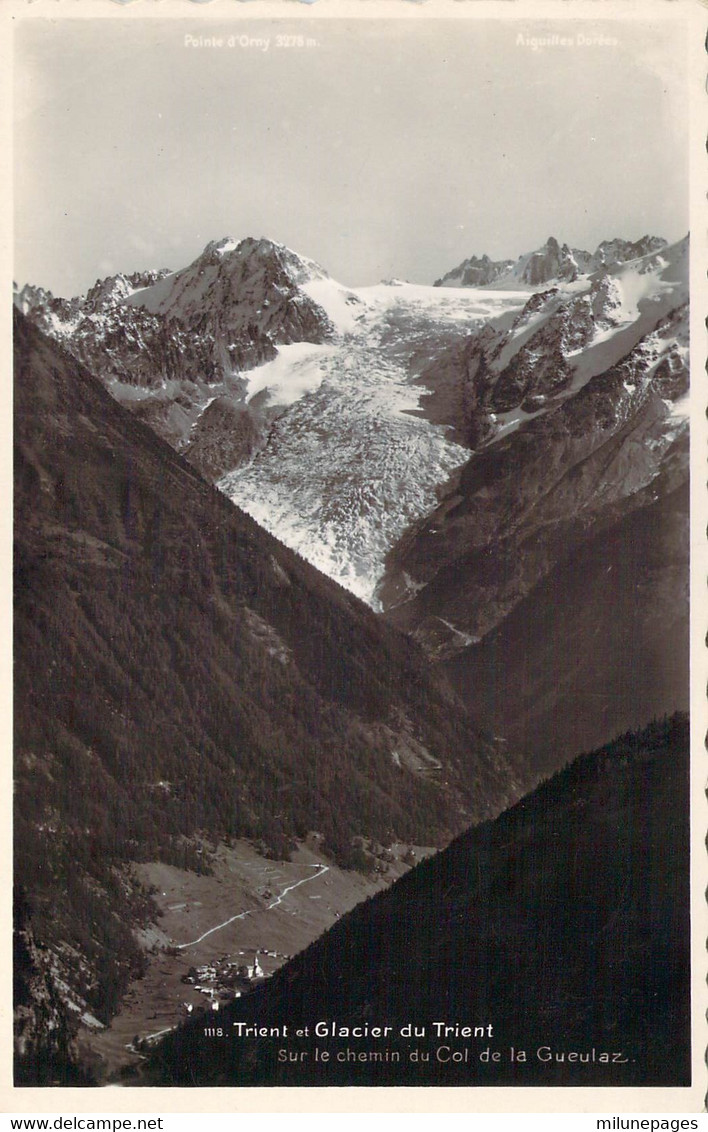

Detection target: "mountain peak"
[196, 235, 329, 286]
[520, 237, 580, 286]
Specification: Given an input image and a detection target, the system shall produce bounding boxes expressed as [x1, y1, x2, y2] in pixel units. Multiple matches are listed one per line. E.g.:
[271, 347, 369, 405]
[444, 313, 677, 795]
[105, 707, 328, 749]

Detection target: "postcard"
[3, 0, 706, 1117]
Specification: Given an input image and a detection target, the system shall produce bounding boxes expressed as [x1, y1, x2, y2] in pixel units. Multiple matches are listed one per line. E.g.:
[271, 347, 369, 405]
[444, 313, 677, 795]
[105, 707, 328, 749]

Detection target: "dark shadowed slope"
[444, 484, 689, 771]
[147, 714, 690, 1088]
[14, 311, 519, 1075]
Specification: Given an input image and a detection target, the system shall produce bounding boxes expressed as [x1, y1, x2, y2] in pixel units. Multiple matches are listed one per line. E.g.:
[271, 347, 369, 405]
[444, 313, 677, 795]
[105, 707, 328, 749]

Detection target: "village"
[179, 949, 289, 1015]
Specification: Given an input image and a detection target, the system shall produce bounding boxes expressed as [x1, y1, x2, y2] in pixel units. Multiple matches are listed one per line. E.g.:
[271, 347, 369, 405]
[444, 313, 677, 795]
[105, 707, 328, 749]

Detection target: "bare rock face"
[14, 888, 92, 1085]
[126, 236, 334, 347]
[380, 355, 687, 636]
[184, 398, 267, 481]
[434, 253, 515, 288]
[435, 237, 587, 289]
[519, 236, 583, 286]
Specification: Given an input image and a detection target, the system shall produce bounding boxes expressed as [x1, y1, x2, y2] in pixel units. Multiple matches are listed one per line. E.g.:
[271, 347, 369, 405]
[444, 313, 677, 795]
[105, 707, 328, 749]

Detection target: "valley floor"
[79, 839, 432, 1081]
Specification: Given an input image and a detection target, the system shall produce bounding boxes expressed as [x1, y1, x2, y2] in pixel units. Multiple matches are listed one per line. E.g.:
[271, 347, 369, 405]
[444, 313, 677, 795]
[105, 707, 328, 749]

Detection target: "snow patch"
[214, 237, 239, 256]
[245, 343, 333, 407]
[301, 278, 363, 334]
[127, 270, 179, 313]
[81, 1012, 105, 1030]
[610, 266, 673, 324]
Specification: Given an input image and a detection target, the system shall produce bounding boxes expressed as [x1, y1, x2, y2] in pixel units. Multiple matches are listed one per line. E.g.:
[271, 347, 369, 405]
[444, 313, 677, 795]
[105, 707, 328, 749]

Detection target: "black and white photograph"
[7, 0, 706, 1111]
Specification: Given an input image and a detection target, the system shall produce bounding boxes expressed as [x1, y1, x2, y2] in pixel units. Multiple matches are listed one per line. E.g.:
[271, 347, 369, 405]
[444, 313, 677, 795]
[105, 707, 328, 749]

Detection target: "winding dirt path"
[174, 863, 329, 950]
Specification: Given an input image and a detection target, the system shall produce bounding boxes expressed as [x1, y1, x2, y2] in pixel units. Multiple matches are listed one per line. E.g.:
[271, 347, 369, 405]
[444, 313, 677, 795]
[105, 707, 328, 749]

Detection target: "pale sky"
[14, 15, 689, 297]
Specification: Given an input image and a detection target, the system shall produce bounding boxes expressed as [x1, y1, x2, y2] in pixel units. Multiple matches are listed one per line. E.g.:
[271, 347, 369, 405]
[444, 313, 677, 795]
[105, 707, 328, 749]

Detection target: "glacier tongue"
[219, 283, 528, 604]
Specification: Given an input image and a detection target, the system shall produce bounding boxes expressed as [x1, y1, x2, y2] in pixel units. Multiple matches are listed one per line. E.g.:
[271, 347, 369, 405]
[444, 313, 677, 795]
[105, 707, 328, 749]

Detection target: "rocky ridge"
[434, 234, 668, 289]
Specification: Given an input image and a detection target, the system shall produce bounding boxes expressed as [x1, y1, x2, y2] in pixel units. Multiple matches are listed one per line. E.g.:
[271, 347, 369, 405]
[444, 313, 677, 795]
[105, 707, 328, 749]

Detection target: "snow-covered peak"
[125, 235, 331, 326]
[444, 231, 690, 453]
[515, 237, 587, 286]
[116, 235, 339, 361]
[436, 236, 587, 291]
[87, 274, 135, 305]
